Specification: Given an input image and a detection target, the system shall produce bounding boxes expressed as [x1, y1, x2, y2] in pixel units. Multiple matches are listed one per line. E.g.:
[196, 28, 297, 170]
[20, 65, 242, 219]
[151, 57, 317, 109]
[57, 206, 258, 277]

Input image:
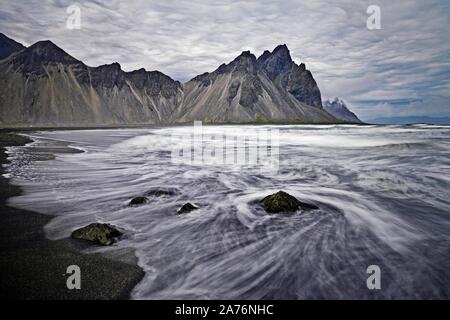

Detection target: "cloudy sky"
[1, 0, 449, 120]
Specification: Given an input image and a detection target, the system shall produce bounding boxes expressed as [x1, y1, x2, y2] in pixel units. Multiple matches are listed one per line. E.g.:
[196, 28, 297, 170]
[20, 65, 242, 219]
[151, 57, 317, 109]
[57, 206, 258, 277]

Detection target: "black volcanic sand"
[0, 133, 144, 300]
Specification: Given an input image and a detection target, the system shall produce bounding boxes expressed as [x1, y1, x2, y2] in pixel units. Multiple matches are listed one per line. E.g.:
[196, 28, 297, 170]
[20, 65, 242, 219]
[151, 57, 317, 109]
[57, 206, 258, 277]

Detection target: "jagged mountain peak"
[191, 50, 258, 84]
[28, 40, 76, 59]
[258, 44, 292, 61]
[256, 44, 293, 80]
[228, 50, 258, 73]
[95, 61, 122, 71]
[256, 44, 322, 108]
[324, 97, 352, 109]
[272, 44, 291, 58]
[235, 50, 257, 60]
[12, 39, 81, 68]
[323, 97, 362, 124]
[129, 67, 147, 74]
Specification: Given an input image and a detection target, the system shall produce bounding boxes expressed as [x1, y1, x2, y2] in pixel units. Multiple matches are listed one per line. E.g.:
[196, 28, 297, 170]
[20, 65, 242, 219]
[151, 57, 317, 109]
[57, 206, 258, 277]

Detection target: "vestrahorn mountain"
[0, 33, 347, 127]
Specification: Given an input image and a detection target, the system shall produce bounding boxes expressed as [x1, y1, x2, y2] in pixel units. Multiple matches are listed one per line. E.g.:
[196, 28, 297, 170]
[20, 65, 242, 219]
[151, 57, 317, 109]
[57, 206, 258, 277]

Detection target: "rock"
[177, 203, 199, 214]
[129, 196, 148, 206]
[71, 223, 123, 246]
[261, 191, 318, 213]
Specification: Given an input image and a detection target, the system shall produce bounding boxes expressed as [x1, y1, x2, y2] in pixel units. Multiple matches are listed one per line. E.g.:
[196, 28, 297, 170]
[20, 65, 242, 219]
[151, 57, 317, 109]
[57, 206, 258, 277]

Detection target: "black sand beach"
[0, 133, 144, 300]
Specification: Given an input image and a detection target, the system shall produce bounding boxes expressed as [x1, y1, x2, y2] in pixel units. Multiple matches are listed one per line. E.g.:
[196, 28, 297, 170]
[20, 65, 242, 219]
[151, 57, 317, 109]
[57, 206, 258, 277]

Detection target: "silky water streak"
[171, 121, 280, 173]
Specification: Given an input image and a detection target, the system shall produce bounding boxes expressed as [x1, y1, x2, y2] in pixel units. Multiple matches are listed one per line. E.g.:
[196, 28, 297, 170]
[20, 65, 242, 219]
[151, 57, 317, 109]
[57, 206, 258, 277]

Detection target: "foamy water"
[4, 125, 450, 299]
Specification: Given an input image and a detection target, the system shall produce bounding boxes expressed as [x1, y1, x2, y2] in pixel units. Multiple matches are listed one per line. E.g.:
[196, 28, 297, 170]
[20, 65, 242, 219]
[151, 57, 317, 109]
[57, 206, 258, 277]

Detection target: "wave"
[4, 125, 450, 299]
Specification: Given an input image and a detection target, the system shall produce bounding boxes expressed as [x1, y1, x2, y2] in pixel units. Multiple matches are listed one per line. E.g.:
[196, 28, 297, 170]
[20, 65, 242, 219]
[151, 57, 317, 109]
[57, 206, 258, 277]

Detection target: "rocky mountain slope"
[257, 44, 322, 108]
[177, 50, 335, 123]
[0, 33, 25, 60]
[0, 39, 182, 126]
[0, 33, 342, 127]
[323, 98, 362, 123]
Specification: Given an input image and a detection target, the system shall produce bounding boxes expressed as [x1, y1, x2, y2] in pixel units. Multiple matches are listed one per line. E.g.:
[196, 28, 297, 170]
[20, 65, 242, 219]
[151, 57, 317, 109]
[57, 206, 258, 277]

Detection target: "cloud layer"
[1, 0, 449, 120]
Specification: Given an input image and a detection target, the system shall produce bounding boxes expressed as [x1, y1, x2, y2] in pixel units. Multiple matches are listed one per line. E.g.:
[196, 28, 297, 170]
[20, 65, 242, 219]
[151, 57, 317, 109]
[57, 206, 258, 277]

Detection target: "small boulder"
[71, 223, 123, 246]
[129, 196, 148, 206]
[177, 202, 199, 214]
[261, 191, 318, 213]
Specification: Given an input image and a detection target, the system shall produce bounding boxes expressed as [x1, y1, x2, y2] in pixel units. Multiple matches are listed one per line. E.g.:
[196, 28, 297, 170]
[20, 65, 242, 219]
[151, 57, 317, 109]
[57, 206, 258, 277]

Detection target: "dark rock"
[177, 202, 199, 214]
[71, 223, 122, 246]
[261, 191, 318, 213]
[129, 196, 148, 206]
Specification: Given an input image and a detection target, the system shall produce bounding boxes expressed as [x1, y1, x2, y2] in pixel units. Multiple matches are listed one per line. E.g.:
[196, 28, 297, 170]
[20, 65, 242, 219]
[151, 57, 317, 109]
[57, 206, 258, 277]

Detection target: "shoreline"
[0, 121, 369, 132]
[0, 133, 144, 300]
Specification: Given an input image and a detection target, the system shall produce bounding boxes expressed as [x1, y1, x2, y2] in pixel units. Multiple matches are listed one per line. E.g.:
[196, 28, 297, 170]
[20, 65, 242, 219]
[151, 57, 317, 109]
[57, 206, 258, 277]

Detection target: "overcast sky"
[1, 0, 449, 120]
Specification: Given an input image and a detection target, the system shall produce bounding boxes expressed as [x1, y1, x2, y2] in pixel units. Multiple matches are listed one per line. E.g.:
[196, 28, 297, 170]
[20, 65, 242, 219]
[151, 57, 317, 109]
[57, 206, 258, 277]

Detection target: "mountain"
[0, 37, 341, 127]
[323, 98, 362, 124]
[177, 50, 335, 123]
[257, 44, 322, 108]
[0, 33, 26, 60]
[0, 40, 182, 126]
[368, 116, 450, 125]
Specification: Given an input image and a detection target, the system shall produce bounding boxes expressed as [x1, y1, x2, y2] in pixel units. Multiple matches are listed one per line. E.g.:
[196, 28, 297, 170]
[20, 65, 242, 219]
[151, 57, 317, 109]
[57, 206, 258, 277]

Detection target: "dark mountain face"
[257, 44, 323, 108]
[10, 41, 82, 75]
[257, 45, 292, 80]
[323, 98, 362, 123]
[0, 37, 340, 127]
[0, 33, 26, 60]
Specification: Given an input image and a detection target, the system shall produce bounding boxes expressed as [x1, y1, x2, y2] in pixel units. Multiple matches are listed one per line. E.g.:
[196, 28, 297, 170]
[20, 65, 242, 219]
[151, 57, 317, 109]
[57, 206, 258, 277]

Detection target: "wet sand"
[0, 133, 144, 300]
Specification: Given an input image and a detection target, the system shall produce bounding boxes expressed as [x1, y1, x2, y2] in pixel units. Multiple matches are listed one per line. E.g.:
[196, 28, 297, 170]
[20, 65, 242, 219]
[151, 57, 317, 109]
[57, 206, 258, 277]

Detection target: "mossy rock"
[177, 202, 199, 214]
[129, 196, 148, 206]
[261, 191, 318, 213]
[71, 223, 123, 246]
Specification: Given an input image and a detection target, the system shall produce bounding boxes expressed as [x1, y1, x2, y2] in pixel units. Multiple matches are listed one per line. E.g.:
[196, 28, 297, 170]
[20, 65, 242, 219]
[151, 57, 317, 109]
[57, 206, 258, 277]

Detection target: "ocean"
[4, 124, 450, 299]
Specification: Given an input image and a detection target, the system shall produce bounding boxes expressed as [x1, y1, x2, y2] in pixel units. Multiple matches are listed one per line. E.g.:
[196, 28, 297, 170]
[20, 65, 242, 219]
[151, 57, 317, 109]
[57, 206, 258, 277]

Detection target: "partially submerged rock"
[71, 223, 123, 246]
[129, 196, 148, 206]
[177, 202, 199, 214]
[261, 191, 318, 213]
